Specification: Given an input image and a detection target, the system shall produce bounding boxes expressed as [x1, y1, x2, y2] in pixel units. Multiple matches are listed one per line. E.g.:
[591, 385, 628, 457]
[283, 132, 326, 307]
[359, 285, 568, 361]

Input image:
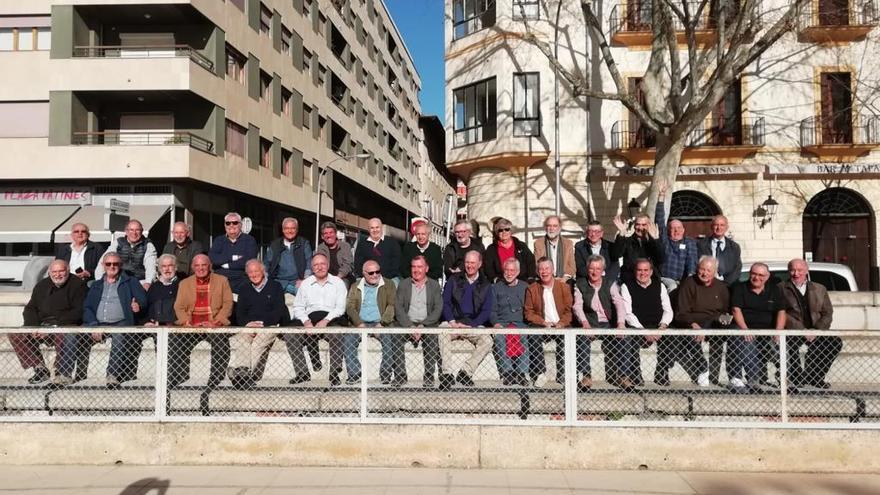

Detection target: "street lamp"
[315, 152, 372, 249]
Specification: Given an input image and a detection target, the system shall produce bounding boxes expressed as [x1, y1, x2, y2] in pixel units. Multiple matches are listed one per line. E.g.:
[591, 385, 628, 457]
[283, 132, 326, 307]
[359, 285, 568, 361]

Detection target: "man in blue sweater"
[209, 212, 258, 292]
[353, 217, 401, 281]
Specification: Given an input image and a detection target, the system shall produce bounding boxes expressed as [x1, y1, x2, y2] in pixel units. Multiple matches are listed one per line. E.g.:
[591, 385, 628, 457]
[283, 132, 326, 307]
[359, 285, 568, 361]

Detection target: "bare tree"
[514, 0, 811, 218]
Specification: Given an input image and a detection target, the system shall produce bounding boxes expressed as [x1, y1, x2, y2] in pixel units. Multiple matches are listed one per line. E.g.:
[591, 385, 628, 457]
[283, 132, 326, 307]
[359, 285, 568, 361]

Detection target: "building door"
[670, 190, 721, 239]
[712, 79, 742, 145]
[803, 188, 875, 290]
[628, 78, 655, 148]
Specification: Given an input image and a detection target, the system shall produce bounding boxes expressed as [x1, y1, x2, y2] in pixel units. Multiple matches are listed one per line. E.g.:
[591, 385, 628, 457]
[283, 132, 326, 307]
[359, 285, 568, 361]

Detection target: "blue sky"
[385, 0, 445, 123]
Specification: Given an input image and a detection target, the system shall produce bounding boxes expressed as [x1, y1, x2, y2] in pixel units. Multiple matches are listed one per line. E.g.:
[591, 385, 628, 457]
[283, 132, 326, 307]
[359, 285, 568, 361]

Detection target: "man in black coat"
[353, 217, 401, 280]
[18, 259, 87, 384]
[574, 221, 620, 283]
[612, 213, 664, 283]
[143, 254, 180, 326]
[161, 222, 205, 280]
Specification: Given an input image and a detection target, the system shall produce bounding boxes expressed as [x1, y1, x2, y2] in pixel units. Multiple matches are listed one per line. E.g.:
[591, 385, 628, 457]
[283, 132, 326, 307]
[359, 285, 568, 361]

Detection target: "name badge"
[678, 244, 686, 250]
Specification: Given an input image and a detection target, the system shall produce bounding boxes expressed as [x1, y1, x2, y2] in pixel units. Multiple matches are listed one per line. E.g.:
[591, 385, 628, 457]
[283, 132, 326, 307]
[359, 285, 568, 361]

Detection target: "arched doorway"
[670, 190, 721, 239]
[803, 187, 876, 290]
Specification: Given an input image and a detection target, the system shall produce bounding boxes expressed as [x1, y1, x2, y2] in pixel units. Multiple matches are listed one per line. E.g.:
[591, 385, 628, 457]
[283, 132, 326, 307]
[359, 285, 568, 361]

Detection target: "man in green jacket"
[344, 260, 397, 385]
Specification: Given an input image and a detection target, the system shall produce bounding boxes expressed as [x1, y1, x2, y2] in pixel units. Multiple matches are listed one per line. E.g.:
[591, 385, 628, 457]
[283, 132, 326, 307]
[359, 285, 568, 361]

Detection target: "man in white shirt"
[285, 253, 349, 386]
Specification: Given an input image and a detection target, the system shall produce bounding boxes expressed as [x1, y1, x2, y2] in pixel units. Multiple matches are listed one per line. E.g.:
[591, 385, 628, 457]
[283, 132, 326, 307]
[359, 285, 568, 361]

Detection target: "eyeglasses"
[104, 262, 120, 267]
[225, 221, 240, 226]
[454, 230, 469, 235]
[497, 227, 511, 233]
[365, 270, 381, 276]
[72, 230, 88, 234]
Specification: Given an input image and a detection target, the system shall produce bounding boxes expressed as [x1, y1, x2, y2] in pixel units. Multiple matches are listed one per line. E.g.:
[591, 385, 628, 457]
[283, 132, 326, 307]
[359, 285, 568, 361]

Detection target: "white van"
[738, 262, 858, 291]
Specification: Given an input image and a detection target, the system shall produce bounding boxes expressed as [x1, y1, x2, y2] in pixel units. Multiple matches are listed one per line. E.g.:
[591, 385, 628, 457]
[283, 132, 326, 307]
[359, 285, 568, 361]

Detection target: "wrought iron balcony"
[72, 131, 214, 154]
[798, 0, 879, 42]
[800, 115, 880, 161]
[72, 45, 214, 72]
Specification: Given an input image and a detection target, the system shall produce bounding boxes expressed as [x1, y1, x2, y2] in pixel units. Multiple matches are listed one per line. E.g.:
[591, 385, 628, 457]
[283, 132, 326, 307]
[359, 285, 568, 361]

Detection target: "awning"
[0, 205, 81, 243]
[55, 204, 172, 243]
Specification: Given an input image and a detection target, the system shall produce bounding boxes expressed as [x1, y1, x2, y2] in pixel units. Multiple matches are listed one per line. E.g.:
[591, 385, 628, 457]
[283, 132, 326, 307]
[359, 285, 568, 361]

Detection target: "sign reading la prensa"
[599, 164, 764, 178]
[0, 188, 91, 206]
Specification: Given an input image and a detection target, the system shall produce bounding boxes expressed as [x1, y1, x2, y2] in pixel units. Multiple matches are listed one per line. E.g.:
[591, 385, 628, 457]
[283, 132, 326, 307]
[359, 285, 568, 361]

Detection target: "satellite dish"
[241, 216, 253, 234]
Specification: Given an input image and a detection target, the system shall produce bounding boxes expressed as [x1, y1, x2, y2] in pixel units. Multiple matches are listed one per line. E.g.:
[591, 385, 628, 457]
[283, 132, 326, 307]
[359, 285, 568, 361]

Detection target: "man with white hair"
[162, 221, 205, 280]
[654, 184, 698, 287]
[442, 219, 485, 278]
[96, 219, 157, 290]
[17, 259, 87, 384]
[209, 211, 258, 291]
[265, 217, 313, 296]
[55, 222, 100, 282]
[143, 254, 181, 326]
[533, 215, 575, 281]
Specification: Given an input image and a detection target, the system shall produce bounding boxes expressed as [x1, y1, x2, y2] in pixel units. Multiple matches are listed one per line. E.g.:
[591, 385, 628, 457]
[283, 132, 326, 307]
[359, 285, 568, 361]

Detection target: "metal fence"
[1, 327, 877, 428]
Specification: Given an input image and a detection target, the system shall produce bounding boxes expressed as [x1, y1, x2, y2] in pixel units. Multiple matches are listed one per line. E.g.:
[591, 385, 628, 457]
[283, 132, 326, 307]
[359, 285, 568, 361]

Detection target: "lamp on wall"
[756, 194, 779, 229]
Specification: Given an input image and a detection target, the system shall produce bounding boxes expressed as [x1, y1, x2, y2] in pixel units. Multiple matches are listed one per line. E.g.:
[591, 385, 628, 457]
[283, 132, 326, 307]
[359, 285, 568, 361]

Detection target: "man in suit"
[697, 214, 743, 385]
[533, 215, 576, 281]
[575, 221, 620, 283]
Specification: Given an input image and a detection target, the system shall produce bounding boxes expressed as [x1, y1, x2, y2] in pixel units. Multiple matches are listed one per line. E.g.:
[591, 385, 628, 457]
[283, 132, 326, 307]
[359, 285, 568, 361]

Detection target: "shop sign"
[767, 163, 880, 175]
[0, 188, 91, 206]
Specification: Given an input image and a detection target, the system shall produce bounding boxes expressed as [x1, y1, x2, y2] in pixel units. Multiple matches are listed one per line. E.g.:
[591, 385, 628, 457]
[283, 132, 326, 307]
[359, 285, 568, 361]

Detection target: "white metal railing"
[0, 327, 876, 428]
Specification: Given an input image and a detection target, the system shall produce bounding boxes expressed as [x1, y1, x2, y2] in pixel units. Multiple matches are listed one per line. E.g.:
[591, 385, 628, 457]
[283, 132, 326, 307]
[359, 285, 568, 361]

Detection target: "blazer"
[174, 273, 234, 326]
[346, 277, 396, 326]
[779, 280, 833, 330]
[574, 238, 620, 283]
[533, 236, 576, 279]
[524, 279, 573, 327]
[55, 241, 101, 281]
[395, 277, 443, 327]
[697, 236, 742, 284]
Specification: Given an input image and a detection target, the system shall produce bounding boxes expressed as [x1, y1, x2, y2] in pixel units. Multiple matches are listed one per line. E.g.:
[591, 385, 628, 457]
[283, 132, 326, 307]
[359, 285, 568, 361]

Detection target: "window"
[453, 77, 497, 146]
[259, 4, 272, 38]
[225, 120, 247, 158]
[513, 0, 540, 19]
[513, 73, 540, 136]
[303, 48, 312, 73]
[282, 149, 292, 176]
[260, 137, 272, 168]
[304, 0, 313, 17]
[226, 44, 246, 84]
[821, 72, 853, 144]
[281, 26, 292, 55]
[303, 159, 313, 185]
[0, 22, 51, 51]
[260, 70, 272, 103]
[0, 101, 49, 137]
[452, 0, 495, 40]
[303, 104, 312, 129]
[282, 87, 292, 116]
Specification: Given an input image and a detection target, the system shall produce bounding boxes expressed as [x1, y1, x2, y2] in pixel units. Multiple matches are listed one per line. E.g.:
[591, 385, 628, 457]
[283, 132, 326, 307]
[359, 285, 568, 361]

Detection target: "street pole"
[554, 0, 563, 217]
[315, 152, 372, 250]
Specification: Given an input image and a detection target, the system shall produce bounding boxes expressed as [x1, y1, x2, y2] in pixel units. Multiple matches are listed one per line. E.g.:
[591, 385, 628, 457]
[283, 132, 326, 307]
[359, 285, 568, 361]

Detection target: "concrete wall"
[0, 423, 877, 472]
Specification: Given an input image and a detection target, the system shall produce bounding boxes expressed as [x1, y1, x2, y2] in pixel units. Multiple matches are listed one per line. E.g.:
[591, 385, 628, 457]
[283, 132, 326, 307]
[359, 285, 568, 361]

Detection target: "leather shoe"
[439, 373, 455, 391]
[577, 376, 593, 392]
[28, 367, 50, 385]
[456, 370, 474, 387]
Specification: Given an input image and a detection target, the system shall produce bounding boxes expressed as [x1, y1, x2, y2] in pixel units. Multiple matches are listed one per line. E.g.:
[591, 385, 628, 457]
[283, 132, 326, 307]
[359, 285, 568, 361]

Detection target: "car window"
[809, 271, 851, 291]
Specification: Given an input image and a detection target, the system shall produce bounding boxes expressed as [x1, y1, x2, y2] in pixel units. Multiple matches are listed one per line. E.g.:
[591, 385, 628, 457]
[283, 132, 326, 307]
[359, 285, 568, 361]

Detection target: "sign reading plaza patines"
[767, 163, 880, 175]
[0, 188, 91, 206]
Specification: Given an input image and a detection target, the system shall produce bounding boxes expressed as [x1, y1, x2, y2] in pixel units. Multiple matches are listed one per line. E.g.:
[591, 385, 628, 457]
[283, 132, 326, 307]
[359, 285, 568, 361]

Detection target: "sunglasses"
[497, 227, 511, 233]
[104, 262, 120, 267]
[225, 221, 240, 226]
[365, 270, 381, 276]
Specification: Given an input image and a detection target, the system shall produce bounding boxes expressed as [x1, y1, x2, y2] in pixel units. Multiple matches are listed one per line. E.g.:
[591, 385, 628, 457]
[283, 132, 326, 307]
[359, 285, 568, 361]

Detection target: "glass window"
[18, 28, 34, 51]
[513, 0, 540, 19]
[36, 28, 51, 50]
[0, 29, 13, 51]
[452, 0, 494, 40]
[260, 71, 272, 103]
[225, 119, 247, 158]
[453, 77, 497, 146]
[513, 73, 540, 136]
[260, 4, 272, 38]
[226, 44, 246, 84]
[282, 27, 292, 55]
[260, 138, 272, 168]
[282, 149, 292, 176]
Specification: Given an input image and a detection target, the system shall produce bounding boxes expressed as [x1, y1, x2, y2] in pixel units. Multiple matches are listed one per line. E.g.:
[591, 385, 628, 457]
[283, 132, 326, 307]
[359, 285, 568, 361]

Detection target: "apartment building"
[445, 0, 880, 289]
[0, 0, 433, 260]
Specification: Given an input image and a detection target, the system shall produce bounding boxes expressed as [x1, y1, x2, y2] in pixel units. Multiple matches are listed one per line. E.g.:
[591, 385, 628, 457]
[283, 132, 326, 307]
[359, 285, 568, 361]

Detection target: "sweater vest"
[624, 278, 663, 328]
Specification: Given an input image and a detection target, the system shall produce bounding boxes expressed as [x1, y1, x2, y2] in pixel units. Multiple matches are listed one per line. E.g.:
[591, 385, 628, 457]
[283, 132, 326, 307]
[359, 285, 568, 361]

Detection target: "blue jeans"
[282, 281, 298, 296]
[106, 331, 151, 382]
[343, 324, 406, 380]
[727, 336, 760, 384]
[494, 327, 529, 374]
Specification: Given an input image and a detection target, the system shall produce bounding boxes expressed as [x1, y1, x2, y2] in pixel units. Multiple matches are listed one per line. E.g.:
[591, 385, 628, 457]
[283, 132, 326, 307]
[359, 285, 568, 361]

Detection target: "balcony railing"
[72, 131, 214, 154]
[72, 45, 214, 72]
[611, 120, 657, 150]
[800, 0, 878, 29]
[688, 116, 766, 147]
[800, 115, 880, 147]
[609, 1, 711, 35]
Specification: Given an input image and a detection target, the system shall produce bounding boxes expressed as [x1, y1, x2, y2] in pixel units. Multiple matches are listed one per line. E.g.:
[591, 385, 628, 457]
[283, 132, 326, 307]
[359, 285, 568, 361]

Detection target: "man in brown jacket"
[169, 254, 234, 388]
[525, 257, 573, 386]
[779, 258, 839, 389]
[533, 215, 576, 282]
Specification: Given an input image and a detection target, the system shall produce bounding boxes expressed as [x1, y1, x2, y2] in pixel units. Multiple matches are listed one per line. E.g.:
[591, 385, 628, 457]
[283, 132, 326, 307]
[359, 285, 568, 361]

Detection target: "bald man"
[353, 217, 402, 281]
[655, 185, 698, 287]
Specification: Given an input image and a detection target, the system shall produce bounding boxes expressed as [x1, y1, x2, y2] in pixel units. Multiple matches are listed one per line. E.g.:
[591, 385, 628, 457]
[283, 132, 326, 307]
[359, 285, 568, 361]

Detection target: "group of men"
[17, 202, 841, 392]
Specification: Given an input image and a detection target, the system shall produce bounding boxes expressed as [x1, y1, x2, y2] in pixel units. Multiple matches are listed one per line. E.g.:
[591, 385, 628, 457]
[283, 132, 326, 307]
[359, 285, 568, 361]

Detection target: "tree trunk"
[645, 135, 685, 221]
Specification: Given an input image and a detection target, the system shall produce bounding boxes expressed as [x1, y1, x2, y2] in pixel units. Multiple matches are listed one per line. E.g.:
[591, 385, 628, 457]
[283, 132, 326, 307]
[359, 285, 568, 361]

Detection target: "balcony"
[800, 115, 880, 162]
[72, 45, 213, 72]
[798, 0, 879, 43]
[610, 116, 765, 166]
[609, 1, 719, 47]
[72, 130, 214, 153]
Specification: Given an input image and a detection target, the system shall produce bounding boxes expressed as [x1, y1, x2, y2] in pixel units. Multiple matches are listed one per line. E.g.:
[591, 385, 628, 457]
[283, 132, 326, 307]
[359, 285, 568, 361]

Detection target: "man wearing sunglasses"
[55, 252, 147, 388]
[209, 212, 258, 292]
[345, 260, 399, 385]
[95, 219, 157, 290]
[55, 222, 100, 282]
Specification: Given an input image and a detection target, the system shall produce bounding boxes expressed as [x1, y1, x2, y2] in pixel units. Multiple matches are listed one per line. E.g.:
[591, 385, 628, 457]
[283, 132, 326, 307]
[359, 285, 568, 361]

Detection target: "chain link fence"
[0, 327, 876, 425]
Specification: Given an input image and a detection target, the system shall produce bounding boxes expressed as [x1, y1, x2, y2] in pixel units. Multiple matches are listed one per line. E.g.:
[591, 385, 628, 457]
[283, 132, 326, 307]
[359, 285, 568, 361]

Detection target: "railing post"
[779, 334, 789, 423]
[154, 327, 169, 421]
[359, 329, 368, 421]
[564, 331, 577, 425]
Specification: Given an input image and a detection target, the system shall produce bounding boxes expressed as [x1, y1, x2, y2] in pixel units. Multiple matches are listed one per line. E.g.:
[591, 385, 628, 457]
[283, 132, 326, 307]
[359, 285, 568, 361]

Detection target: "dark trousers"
[754, 336, 780, 384]
[656, 335, 708, 381]
[727, 336, 761, 384]
[529, 333, 565, 381]
[602, 336, 640, 383]
[420, 334, 440, 379]
[57, 322, 125, 380]
[576, 322, 609, 378]
[283, 311, 346, 378]
[707, 335, 728, 382]
[785, 335, 843, 386]
[167, 333, 231, 388]
[9, 333, 64, 370]
[107, 331, 154, 383]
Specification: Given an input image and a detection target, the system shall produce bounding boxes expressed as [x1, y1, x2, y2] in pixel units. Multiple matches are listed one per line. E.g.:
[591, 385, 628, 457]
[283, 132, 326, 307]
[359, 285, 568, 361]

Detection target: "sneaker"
[456, 370, 474, 387]
[438, 373, 455, 391]
[28, 367, 50, 385]
[533, 373, 548, 388]
[345, 375, 361, 385]
[49, 375, 73, 388]
[729, 377, 747, 389]
[423, 375, 435, 388]
[106, 374, 121, 390]
[577, 376, 593, 392]
[697, 372, 710, 387]
[328, 370, 341, 387]
[289, 373, 311, 385]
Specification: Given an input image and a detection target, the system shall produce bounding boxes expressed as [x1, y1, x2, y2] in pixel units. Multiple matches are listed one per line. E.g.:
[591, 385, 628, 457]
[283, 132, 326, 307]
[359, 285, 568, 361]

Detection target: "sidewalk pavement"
[0, 465, 877, 494]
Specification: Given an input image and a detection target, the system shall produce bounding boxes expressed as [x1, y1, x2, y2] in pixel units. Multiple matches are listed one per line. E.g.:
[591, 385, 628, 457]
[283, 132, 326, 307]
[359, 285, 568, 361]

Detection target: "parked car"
[738, 262, 858, 291]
